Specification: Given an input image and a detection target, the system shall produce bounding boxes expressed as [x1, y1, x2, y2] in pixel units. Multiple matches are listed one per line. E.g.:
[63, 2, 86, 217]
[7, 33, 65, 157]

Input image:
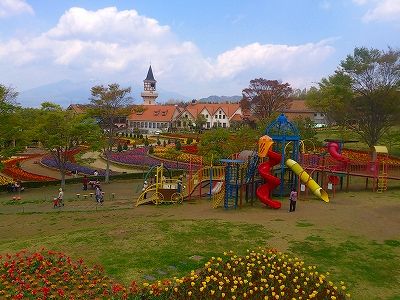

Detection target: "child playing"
[289, 187, 297, 212]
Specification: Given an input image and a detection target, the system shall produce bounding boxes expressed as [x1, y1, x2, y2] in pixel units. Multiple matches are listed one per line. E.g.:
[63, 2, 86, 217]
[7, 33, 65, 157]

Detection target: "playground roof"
[372, 146, 388, 154]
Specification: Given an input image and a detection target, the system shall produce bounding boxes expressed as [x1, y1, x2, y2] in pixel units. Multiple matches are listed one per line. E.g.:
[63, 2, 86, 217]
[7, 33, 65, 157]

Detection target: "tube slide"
[286, 159, 329, 202]
[327, 142, 350, 163]
[256, 150, 282, 209]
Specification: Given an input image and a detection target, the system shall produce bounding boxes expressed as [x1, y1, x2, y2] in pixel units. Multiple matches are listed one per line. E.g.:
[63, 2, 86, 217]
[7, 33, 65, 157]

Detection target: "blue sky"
[0, 0, 399, 103]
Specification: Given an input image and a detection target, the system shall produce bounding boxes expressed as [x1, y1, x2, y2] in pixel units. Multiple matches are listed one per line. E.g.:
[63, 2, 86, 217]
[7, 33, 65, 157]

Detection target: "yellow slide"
[286, 159, 329, 203]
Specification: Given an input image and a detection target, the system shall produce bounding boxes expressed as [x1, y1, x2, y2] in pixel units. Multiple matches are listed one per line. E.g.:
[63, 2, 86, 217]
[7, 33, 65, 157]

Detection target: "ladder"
[377, 161, 388, 193]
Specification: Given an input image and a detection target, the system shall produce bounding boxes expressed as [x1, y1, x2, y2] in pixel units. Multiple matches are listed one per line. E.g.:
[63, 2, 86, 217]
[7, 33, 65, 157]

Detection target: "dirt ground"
[2, 178, 399, 244]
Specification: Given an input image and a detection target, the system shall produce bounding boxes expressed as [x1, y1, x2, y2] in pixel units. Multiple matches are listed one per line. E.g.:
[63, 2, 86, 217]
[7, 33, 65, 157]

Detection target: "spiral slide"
[328, 142, 350, 163]
[286, 159, 329, 203]
[256, 150, 282, 209]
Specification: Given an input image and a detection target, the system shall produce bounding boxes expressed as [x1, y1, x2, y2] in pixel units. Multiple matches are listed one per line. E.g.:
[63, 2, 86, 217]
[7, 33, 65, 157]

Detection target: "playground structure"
[256, 135, 282, 209]
[300, 141, 400, 193]
[136, 113, 400, 208]
[136, 163, 225, 206]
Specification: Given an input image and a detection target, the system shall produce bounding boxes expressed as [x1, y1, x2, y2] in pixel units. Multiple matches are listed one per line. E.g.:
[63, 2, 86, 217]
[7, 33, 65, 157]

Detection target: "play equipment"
[327, 142, 350, 164]
[286, 159, 329, 202]
[136, 164, 225, 206]
[219, 159, 246, 209]
[256, 136, 282, 209]
[265, 114, 300, 196]
[136, 164, 183, 206]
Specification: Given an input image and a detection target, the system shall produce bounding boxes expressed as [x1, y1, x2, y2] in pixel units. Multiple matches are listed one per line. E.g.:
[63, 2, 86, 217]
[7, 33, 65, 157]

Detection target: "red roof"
[128, 105, 178, 121]
[183, 103, 241, 118]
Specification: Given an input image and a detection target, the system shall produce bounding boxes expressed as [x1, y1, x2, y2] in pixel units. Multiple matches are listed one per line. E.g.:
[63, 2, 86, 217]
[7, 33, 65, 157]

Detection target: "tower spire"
[141, 65, 158, 105]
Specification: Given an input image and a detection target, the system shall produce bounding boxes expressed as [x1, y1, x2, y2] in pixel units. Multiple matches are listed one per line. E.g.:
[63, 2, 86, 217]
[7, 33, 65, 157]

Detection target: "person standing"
[82, 175, 88, 190]
[95, 185, 103, 204]
[176, 175, 183, 193]
[57, 188, 64, 207]
[142, 181, 148, 199]
[289, 188, 298, 212]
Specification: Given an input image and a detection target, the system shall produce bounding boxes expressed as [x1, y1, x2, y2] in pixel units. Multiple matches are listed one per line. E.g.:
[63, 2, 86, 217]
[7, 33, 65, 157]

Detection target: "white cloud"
[0, 0, 33, 18]
[362, 0, 400, 22]
[212, 41, 334, 79]
[0, 6, 336, 100]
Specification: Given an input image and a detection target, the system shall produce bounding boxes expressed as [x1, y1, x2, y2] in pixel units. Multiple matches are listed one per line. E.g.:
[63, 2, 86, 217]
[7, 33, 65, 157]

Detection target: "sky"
[0, 0, 399, 104]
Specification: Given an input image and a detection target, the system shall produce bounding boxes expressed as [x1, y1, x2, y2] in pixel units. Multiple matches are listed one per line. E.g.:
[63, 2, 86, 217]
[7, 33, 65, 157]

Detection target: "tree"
[241, 79, 293, 120]
[307, 47, 400, 147]
[198, 127, 258, 164]
[0, 85, 22, 157]
[194, 114, 207, 130]
[37, 107, 102, 187]
[40, 102, 62, 111]
[89, 83, 132, 183]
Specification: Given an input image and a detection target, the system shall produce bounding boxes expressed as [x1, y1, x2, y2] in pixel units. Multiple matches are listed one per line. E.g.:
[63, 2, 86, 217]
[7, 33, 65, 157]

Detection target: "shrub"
[175, 140, 182, 151]
[117, 144, 123, 152]
[123, 143, 128, 151]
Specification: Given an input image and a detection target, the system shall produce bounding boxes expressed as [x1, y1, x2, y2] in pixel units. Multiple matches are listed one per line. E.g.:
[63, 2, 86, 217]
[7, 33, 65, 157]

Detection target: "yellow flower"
[188, 291, 192, 296]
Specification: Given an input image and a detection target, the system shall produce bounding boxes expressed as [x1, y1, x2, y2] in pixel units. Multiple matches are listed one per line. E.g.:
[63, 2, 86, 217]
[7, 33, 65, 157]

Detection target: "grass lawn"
[0, 179, 399, 299]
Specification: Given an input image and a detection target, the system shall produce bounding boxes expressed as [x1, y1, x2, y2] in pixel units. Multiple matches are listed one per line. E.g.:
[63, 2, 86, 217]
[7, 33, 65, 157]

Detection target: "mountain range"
[17, 80, 241, 107]
[17, 80, 188, 107]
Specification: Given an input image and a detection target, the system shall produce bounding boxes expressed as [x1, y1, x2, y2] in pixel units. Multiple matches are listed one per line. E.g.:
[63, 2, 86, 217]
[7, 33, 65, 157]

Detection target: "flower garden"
[107, 147, 202, 171]
[0, 248, 349, 299]
[2, 156, 56, 182]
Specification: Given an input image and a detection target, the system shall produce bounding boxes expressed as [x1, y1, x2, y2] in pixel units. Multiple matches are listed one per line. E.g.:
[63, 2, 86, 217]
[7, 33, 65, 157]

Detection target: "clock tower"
[141, 65, 158, 105]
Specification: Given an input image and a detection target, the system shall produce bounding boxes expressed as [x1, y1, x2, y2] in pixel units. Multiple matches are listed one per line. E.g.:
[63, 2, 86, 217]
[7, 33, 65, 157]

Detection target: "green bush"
[117, 144, 123, 152]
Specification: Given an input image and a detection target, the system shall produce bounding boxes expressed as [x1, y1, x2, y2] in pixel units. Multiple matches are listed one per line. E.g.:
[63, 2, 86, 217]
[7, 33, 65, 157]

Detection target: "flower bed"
[182, 144, 198, 154]
[0, 174, 13, 186]
[107, 147, 201, 170]
[41, 156, 109, 176]
[2, 156, 56, 182]
[0, 248, 350, 299]
[153, 146, 203, 165]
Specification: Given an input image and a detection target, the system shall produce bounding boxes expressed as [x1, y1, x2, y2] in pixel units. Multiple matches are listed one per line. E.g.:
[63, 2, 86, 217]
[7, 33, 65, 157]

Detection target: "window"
[157, 123, 160, 128]
[206, 114, 208, 118]
[207, 122, 210, 128]
[223, 115, 225, 119]
[223, 123, 226, 128]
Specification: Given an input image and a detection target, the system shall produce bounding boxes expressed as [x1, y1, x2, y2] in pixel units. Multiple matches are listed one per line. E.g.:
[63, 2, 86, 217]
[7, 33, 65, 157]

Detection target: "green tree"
[89, 83, 132, 183]
[37, 107, 102, 187]
[292, 116, 317, 141]
[195, 114, 207, 130]
[241, 79, 293, 119]
[307, 47, 400, 147]
[0, 85, 23, 157]
[175, 139, 182, 151]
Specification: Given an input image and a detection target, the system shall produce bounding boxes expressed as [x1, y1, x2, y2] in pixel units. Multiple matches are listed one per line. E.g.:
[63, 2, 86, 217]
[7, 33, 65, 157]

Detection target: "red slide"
[256, 150, 282, 209]
[327, 142, 350, 163]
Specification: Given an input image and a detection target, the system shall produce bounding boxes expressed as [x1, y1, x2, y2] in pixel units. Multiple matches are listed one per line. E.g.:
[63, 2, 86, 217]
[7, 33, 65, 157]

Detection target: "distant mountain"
[18, 80, 189, 108]
[198, 95, 242, 103]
